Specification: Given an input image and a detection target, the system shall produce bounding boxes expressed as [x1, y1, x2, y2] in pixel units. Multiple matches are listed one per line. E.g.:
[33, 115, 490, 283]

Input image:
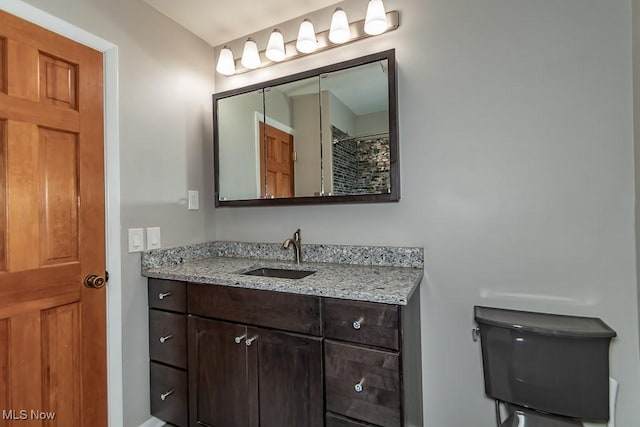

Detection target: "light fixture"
[214, 6, 400, 76]
[216, 46, 236, 76]
[329, 8, 351, 44]
[364, 0, 388, 36]
[266, 29, 286, 62]
[241, 38, 261, 69]
[296, 19, 317, 54]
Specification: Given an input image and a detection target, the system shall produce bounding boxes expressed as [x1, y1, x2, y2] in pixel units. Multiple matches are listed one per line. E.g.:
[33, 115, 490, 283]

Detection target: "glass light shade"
[216, 46, 236, 75]
[329, 8, 351, 44]
[241, 38, 261, 69]
[364, 0, 388, 36]
[265, 29, 286, 62]
[296, 19, 317, 54]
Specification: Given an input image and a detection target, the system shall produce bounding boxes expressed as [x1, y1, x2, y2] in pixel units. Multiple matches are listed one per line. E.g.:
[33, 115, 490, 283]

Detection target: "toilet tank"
[474, 306, 616, 421]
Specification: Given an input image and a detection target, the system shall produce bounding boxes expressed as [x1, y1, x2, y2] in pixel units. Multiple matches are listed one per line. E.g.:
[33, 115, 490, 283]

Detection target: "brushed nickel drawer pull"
[234, 334, 246, 344]
[160, 389, 174, 401]
[159, 334, 173, 344]
[354, 378, 365, 393]
[158, 291, 172, 300]
[246, 336, 258, 346]
[352, 318, 364, 330]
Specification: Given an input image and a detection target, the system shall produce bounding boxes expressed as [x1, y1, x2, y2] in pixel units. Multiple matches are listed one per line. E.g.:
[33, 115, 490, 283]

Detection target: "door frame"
[0, 2, 123, 426]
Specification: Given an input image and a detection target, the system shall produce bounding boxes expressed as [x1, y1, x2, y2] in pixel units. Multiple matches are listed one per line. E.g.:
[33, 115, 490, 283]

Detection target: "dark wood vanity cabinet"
[187, 282, 324, 427]
[187, 317, 250, 426]
[148, 279, 189, 427]
[148, 279, 422, 427]
[246, 327, 323, 427]
[188, 316, 323, 427]
[322, 297, 422, 427]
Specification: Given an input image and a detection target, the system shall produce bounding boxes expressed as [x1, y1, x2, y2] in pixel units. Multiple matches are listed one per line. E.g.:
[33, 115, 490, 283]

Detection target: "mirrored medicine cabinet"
[213, 49, 398, 207]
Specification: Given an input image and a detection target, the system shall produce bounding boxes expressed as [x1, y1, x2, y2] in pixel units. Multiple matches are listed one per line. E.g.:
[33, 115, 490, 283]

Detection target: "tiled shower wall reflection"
[332, 126, 390, 195]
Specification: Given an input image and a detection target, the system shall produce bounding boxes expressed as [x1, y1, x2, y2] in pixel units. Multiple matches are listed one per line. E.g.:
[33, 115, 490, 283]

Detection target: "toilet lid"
[475, 306, 616, 338]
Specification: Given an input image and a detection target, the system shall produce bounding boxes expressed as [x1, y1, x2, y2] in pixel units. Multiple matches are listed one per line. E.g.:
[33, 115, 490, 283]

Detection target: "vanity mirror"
[214, 49, 398, 206]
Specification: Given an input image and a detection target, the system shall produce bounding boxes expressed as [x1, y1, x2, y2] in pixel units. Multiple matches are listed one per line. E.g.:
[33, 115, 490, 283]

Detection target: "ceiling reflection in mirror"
[214, 50, 398, 206]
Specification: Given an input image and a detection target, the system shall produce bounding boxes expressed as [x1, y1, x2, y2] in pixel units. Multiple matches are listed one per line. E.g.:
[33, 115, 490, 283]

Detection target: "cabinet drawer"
[188, 283, 321, 335]
[326, 412, 377, 426]
[323, 298, 399, 350]
[150, 362, 188, 427]
[148, 279, 186, 312]
[149, 310, 187, 368]
[325, 340, 401, 427]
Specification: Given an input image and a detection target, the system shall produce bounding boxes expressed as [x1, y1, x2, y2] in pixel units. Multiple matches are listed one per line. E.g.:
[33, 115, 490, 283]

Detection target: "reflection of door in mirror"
[265, 77, 321, 199]
[259, 122, 294, 198]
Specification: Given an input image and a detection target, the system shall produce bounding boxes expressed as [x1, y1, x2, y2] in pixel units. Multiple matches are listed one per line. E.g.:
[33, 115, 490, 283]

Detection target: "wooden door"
[0, 10, 106, 427]
[259, 122, 295, 198]
[188, 317, 250, 427]
[247, 327, 323, 427]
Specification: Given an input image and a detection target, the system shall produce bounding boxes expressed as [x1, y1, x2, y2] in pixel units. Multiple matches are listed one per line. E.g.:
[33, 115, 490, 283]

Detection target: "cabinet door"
[188, 317, 250, 427]
[247, 327, 323, 427]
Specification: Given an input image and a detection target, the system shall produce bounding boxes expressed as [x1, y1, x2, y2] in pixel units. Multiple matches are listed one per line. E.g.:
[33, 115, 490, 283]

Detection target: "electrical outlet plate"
[146, 227, 161, 250]
[128, 228, 144, 253]
[188, 190, 199, 210]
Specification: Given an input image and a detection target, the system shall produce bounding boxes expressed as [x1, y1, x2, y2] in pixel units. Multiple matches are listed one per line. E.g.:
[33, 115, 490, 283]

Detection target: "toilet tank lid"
[474, 306, 616, 338]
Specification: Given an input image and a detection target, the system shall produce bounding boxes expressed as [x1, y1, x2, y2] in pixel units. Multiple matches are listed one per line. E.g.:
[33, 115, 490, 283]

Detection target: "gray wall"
[18, 0, 216, 425]
[327, 91, 357, 137]
[634, 0, 640, 360]
[292, 93, 322, 196]
[357, 111, 389, 135]
[218, 91, 263, 200]
[214, 0, 640, 426]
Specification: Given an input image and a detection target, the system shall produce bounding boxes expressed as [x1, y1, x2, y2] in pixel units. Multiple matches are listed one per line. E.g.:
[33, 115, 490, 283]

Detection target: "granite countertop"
[141, 242, 424, 305]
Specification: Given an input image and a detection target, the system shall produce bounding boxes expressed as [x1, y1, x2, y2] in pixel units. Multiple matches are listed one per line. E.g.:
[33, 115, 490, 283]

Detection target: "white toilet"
[474, 306, 616, 427]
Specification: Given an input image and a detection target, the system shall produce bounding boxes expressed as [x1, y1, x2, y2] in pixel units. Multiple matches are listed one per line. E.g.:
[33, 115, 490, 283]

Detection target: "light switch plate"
[188, 190, 199, 210]
[128, 228, 144, 253]
[146, 227, 161, 250]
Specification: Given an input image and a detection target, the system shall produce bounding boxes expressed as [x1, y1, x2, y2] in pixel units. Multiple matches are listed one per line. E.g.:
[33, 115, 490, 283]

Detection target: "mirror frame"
[213, 49, 399, 207]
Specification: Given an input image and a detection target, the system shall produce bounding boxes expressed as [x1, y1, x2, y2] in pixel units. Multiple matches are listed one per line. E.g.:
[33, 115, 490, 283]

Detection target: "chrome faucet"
[282, 229, 302, 264]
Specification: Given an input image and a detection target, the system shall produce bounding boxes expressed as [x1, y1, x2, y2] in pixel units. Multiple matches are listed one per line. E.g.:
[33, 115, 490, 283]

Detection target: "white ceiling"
[143, 0, 343, 47]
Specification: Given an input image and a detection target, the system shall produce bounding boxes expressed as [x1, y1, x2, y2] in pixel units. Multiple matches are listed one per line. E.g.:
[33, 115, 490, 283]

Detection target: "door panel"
[41, 303, 81, 426]
[39, 128, 79, 266]
[0, 38, 5, 92]
[0, 10, 106, 427]
[0, 120, 5, 272]
[0, 319, 7, 411]
[39, 53, 77, 110]
[6, 120, 39, 271]
[6, 39, 38, 101]
[10, 312, 42, 422]
[259, 122, 294, 198]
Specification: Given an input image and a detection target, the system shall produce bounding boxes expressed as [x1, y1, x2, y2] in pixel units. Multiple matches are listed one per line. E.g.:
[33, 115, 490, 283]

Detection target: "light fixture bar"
[227, 10, 399, 76]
